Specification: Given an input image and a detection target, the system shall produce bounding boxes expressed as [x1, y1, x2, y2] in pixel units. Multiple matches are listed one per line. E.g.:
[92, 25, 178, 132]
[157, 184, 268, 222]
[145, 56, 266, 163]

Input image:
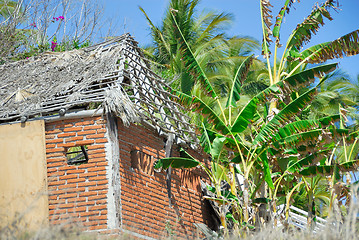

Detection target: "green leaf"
[253, 197, 271, 204]
[139, 6, 172, 57]
[154, 157, 200, 170]
[180, 71, 195, 94]
[231, 97, 259, 133]
[272, 129, 323, 149]
[285, 1, 336, 54]
[230, 65, 336, 135]
[299, 160, 359, 177]
[259, 151, 274, 189]
[210, 136, 227, 159]
[273, 0, 296, 40]
[211, 162, 229, 182]
[226, 55, 254, 108]
[226, 212, 239, 224]
[281, 63, 337, 90]
[270, 115, 339, 144]
[299, 165, 333, 177]
[286, 149, 331, 173]
[176, 91, 231, 135]
[200, 122, 213, 154]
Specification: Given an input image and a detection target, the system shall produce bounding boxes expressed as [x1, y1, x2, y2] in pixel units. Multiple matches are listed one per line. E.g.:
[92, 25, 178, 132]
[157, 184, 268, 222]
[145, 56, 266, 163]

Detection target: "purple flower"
[30, 22, 36, 28]
[52, 16, 64, 23]
[51, 41, 57, 51]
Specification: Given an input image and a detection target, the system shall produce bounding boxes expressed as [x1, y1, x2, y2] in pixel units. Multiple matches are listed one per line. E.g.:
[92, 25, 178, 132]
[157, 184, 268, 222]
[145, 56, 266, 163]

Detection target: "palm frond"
[139, 6, 172, 57]
[196, 12, 233, 43]
[171, 11, 218, 98]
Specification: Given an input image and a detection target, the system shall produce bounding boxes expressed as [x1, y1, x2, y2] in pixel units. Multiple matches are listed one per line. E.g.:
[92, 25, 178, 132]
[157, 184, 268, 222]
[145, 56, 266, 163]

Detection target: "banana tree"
[257, 0, 359, 224]
[155, 0, 359, 230]
[153, 8, 342, 227]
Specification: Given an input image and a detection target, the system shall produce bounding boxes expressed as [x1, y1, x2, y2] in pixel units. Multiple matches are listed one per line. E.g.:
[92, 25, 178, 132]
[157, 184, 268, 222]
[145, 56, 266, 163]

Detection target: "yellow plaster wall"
[0, 120, 48, 229]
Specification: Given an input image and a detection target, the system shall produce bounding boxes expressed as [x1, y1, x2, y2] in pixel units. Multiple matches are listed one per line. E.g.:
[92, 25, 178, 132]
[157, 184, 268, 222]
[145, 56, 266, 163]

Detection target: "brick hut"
[0, 34, 216, 239]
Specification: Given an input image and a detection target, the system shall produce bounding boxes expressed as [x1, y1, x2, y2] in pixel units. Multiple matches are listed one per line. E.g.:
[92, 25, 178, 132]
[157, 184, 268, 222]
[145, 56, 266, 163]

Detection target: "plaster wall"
[0, 120, 48, 229]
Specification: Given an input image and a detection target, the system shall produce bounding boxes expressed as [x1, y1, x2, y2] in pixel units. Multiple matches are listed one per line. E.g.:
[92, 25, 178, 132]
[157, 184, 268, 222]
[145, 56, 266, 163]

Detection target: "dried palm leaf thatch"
[0, 33, 198, 145]
[103, 86, 140, 127]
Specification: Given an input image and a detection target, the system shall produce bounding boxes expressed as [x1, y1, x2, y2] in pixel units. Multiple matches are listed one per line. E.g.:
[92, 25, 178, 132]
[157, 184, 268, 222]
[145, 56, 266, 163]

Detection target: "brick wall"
[45, 115, 211, 238]
[45, 116, 109, 231]
[118, 120, 211, 239]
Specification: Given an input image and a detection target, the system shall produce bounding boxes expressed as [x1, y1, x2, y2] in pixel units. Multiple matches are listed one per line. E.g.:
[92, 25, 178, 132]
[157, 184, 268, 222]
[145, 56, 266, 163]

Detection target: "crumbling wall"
[118, 120, 210, 239]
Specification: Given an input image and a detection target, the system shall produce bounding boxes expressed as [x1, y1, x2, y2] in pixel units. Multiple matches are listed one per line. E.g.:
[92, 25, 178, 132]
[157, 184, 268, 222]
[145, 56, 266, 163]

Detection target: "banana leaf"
[298, 30, 359, 64]
[299, 160, 359, 177]
[254, 88, 317, 145]
[286, 1, 335, 54]
[273, 0, 297, 41]
[226, 54, 254, 108]
[154, 157, 200, 170]
[176, 91, 231, 135]
[259, 150, 274, 189]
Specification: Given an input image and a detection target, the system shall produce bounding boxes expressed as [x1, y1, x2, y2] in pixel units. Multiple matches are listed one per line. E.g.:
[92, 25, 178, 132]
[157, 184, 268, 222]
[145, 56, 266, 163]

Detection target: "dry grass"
[1, 190, 359, 240]
[1, 215, 358, 240]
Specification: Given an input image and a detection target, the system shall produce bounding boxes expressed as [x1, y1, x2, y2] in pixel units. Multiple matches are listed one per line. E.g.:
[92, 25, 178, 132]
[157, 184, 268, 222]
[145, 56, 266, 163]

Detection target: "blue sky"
[103, 0, 359, 79]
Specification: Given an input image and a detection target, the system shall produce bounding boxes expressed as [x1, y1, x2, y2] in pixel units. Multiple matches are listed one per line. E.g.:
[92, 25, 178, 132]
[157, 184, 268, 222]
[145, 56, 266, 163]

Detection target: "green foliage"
[155, 0, 359, 233]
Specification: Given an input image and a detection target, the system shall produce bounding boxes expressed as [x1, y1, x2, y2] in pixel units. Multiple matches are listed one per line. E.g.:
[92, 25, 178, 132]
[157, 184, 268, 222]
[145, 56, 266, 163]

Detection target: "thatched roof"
[0, 34, 197, 145]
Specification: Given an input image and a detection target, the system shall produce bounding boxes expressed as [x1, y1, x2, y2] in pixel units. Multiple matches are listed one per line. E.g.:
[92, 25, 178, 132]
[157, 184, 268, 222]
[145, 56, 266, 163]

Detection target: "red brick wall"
[118, 120, 210, 239]
[45, 116, 109, 231]
[45, 115, 211, 238]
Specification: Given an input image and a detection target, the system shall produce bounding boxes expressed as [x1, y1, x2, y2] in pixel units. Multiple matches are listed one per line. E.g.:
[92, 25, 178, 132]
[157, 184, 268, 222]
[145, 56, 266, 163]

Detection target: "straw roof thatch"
[0, 34, 197, 145]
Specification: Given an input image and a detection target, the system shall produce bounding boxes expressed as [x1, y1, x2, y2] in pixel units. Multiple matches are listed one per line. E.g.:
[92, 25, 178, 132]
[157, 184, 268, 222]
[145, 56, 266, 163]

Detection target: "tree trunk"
[243, 179, 249, 223]
[307, 190, 315, 230]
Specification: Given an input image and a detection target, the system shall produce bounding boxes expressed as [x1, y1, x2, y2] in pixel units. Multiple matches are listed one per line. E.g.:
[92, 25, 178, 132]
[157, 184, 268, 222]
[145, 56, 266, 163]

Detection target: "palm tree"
[307, 70, 358, 120]
[140, 0, 259, 94]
